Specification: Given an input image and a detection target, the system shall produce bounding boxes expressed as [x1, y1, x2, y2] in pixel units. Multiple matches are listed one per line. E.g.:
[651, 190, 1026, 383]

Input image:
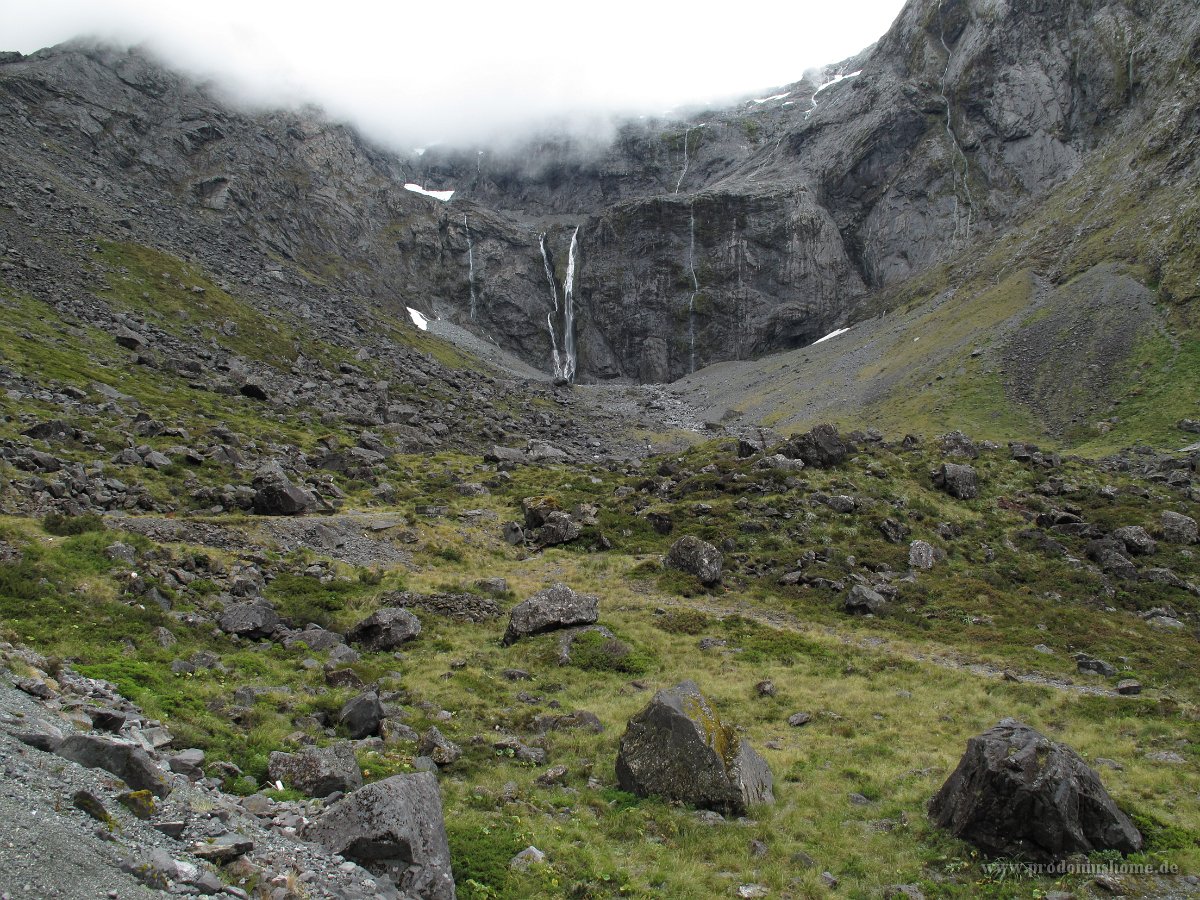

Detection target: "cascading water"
[464, 215, 477, 321]
[538, 229, 581, 381]
[674, 126, 692, 194]
[562, 227, 580, 382]
[937, 0, 974, 245]
[539, 233, 563, 378]
[686, 203, 699, 374]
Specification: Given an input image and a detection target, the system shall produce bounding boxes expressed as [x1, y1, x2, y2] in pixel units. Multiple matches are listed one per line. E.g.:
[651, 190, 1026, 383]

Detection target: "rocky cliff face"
[2, 0, 1197, 385]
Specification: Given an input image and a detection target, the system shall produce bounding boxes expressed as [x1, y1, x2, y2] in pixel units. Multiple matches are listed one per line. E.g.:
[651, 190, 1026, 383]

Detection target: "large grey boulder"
[1161, 511, 1198, 544]
[615, 680, 773, 815]
[339, 691, 385, 740]
[844, 584, 888, 615]
[267, 742, 362, 797]
[252, 483, 315, 516]
[782, 424, 848, 468]
[1111, 525, 1157, 556]
[305, 773, 456, 899]
[56, 735, 172, 798]
[347, 608, 422, 651]
[932, 463, 980, 500]
[665, 535, 723, 585]
[929, 719, 1142, 861]
[218, 602, 280, 639]
[502, 583, 599, 646]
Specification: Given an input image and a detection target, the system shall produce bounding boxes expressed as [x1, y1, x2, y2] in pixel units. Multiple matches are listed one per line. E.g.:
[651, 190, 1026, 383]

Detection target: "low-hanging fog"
[2, 0, 907, 150]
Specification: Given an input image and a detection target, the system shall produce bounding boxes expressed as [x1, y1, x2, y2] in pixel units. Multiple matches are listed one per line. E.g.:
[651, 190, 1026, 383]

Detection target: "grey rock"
[305, 773, 456, 899]
[1111, 525, 1157, 556]
[908, 539, 940, 570]
[56, 734, 172, 797]
[417, 726, 462, 767]
[267, 742, 363, 797]
[1160, 511, 1198, 544]
[844, 584, 887, 615]
[932, 463, 979, 500]
[664, 535, 723, 585]
[615, 679, 773, 815]
[340, 691, 385, 740]
[347, 607, 422, 650]
[218, 601, 280, 639]
[251, 483, 315, 516]
[783, 424, 848, 468]
[929, 718, 1142, 861]
[1075, 655, 1117, 678]
[502, 583, 599, 646]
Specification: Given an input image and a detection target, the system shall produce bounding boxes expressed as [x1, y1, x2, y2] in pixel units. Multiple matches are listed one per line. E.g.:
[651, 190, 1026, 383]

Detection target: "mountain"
[1, 1, 1199, 899]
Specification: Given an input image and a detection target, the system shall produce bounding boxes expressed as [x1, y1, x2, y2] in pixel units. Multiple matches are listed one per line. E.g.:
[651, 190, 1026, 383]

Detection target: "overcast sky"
[2, 0, 908, 148]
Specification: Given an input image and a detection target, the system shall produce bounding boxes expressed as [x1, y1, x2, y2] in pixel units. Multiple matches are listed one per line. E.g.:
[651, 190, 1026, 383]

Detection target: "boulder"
[251, 483, 314, 516]
[347, 607, 422, 651]
[305, 773, 455, 899]
[340, 691, 385, 740]
[929, 719, 1142, 861]
[417, 726, 462, 767]
[783, 424, 848, 468]
[56, 735, 172, 798]
[531, 510, 581, 546]
[1111, 526, 1157, 556]
[1160, 511, 1197, 544]
[1086, 539, 1137, 579]
[502, 583, 599, 646]
[844, 584, 887, 615]
[282, 625, 345, 652]
[665, 535, 723, 585]
[267, 742, 362, 797]
[932, 463, 979, 500]
[217, 602, 280, 639]
[615, 680, 773, 815]
[908, 540, 940, 570]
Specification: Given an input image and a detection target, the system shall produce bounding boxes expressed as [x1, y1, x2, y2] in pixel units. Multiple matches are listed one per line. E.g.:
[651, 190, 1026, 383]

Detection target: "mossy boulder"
[615, 680, 773, 815]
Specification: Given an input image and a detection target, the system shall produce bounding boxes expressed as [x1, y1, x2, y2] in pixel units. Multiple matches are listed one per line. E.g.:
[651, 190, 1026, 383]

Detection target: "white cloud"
[1, 0, 907, 148]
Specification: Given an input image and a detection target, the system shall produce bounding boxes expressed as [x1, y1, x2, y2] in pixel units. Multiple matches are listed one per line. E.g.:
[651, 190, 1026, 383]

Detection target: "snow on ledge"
[811, 326, 850, 346]
[404, 183, 454, 202]
[407, 307, 431, 331]
[750, 92, 791, 104]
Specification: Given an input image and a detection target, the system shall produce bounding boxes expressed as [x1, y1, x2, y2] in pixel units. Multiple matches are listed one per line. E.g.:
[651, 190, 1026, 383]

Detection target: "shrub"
[568, 630, 653, 675]
[42, 512, 105, 536]
[655, 608, 712, 635]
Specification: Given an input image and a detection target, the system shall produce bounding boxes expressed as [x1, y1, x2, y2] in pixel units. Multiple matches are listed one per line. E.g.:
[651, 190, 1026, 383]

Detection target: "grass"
[3, 426, 1198, 897]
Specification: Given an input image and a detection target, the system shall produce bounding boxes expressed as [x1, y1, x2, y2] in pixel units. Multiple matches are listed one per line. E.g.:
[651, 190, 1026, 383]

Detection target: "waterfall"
[937, 0, 974, 244]
[464, 215, 477, 321]
[674, 126, 691, 194]
[539, 233, 563, 378]
[686, 203, 699, 374]
[562, 226, 580, 382]
[538, 229, 581, 382]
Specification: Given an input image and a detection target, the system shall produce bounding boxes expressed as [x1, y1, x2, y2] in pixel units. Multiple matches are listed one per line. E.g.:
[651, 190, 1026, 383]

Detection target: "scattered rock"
[787, 712, 812, 727]
[304, 773, 456, 899]
[1116, 679, 1142, 695]
[417, 726, 462, 767]
[502, 583, 599, 646]
[510, 846, 547, 870]
[56, 734, 172, 797]
[844, 584, 887, 615]
[1161, 511, 1198, 544]
[346, 607, 422, 650]
[665, 535, 723, 585]
[783, 424, 848, 468]
[615, 679, 773, 815]
[929, 718, 1142, 860]
[267, 742, 362, 797]
[339, 691, 385, 740]
[217, 601, 280, 639]
[932, 463, 979, 500]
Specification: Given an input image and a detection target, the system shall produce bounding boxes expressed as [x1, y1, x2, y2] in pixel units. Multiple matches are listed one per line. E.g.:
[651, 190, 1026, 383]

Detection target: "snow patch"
[811, 326, 850, 346]
[404, 183, 454, 202]
[407, 307, 430, 330]
[751, 92, 791, 104]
